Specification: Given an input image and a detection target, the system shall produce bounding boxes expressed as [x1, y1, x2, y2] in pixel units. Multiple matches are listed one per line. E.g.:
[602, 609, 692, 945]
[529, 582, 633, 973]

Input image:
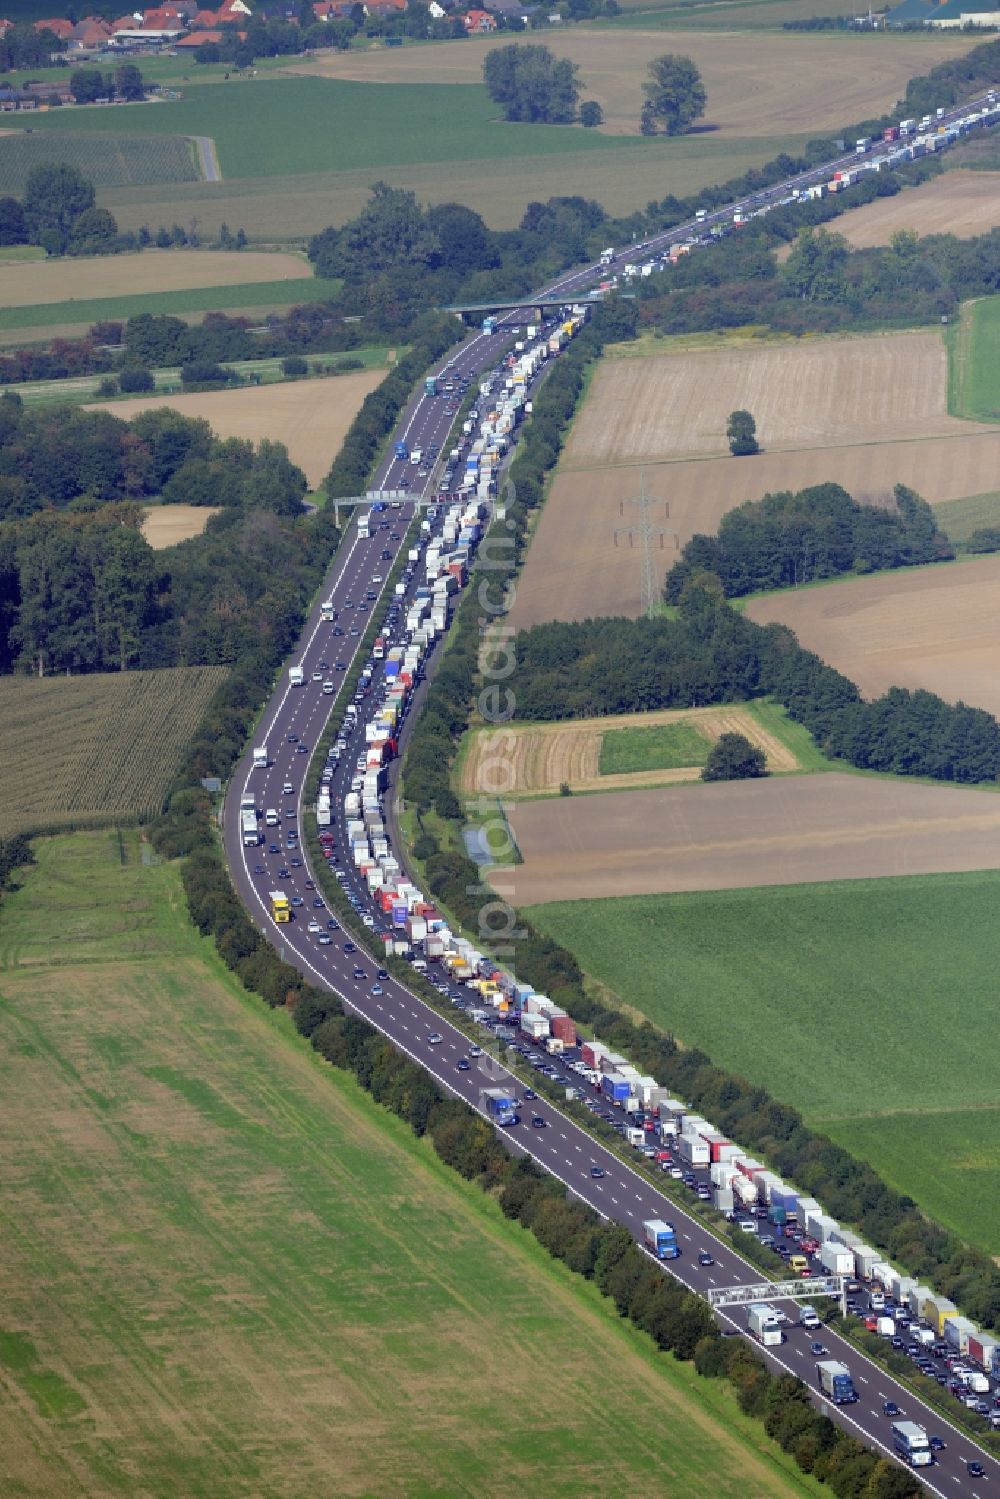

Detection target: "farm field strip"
[530, 868, 1000, 1252]
[833, 169, 1000, 249]
[142, 503, 220, 548]
[86, 369, 385, 488]
[949, 294, 1000, 422]
[0, 129, 198, 193]
[460, 704, 799, 797]
[0, 667, 226, 839]
[496, 773, 1000, 903]
[932, 489, 1000, 541]
[0, 830, 821, 1498]
[0, 248, 311, 308]
[0, 276, 342, 334]
[745, 551, 1000, 719]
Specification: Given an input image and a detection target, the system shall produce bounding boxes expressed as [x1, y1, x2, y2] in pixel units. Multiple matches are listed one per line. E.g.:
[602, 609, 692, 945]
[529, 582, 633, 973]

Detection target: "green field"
[933, 489, 1000, 543]
[949, 295, 1000, 422]
[0, 131, 199, 195]
[599, 719, 710, 774]
[0, 667, 226, 838]
[0, 830, 822, 1498]
[532, 871, 1000, 1252]
[0, 275, 342, 334]
[603, 0, 872, 28]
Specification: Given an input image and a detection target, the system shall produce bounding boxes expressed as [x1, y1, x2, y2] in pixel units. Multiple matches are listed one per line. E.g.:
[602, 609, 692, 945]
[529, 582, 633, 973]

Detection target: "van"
[799, 1306, 820, 1330]
[738, 1219, 758, 1234]
[265, 808, 279, 826]
[870, 1291, 885, 1311]
[790, 1254, 809, 1274]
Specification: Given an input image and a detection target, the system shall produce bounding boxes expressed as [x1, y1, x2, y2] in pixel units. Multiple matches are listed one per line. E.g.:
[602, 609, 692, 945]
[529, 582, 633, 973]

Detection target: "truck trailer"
[642, 1219, 680, 1260]
[816, 1361, 858, 1404]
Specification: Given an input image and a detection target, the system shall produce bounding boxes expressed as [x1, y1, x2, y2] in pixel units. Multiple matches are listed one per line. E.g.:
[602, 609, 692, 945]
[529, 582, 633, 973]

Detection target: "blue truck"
[394, 441, 409, 460]
[643, 1218, 680, 1260]
[480, 1087, 518, 1126]
[817, 1361, 858, 1405]
[482, 316, 498, 334]
[601, 1073, 631, 1104]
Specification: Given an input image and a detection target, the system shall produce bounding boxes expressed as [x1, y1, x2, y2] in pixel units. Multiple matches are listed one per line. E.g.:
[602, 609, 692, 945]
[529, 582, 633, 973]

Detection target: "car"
[456, 1057, 471, 1070]
[287, 732, 298, 743]
[697, 1251, 715, 1266]
[669, 1167, 684, 1179]
[469, 1045, 482, 1058]
[523, 1089, 537, 1101]
[969, 1461, 985, 1478]
[810, 1341, 828, 1357]
[326, 918, 339, 931]
[311, 670, 323, 682]
[253, 863, 266, 875]
[428, 1032, 443, 1045]
[376, 967, 388, 979]
[307, 919, 321, 933]
[891, 1336, 904, 1349]
[343, 941, 356, 953]
[929, 1436, 945, 1452]
[883, 1401, 900, 1418]
[268, 843, 280, 855]
[317, 933, 332, 945]
[370, 984, 384, 996]
[312, 897, 325, 908]
[362, 915, 375, 929]
[296, 743, 308, 754]
[283, 781, 294, 794]
[590, 1166, 605, 1179]
[277, 867, 290, 879]
[304, 879, 315, 890]
[352, 966, 365, 980]
[290, 896, 304, 908]
[290, 858, 302, 869]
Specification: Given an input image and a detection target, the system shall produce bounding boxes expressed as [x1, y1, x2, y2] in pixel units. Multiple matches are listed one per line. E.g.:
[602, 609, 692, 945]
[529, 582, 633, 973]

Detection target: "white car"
[312, 670, 323, 682]
[283, 782, 294, 795]
[307, 920, 321, 934]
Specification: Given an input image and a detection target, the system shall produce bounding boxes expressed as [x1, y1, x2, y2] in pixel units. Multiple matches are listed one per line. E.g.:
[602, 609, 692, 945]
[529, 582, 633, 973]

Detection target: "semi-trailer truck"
[891, 1421, 932, 1467]
[817, 1361, 858, 1404]
[643, 1219, 680, 1260]
[480, 1087, 518, 1126]
[748, 1304, 783, 1346]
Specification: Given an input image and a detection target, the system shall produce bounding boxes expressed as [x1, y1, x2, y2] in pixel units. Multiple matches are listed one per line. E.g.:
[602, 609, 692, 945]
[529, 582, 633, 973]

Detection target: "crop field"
[530, 868, 1000, 1253]
[745, 551, 1000, 718]
[0, 667, 226, 839]
[950, 294, 1000, 422]
[836, 169, 1000, 249]
[0, 248, 310, 309]
[0, 130, 198, 194]
[88, 370, 384, 488]
[297, 31, 974, 141]
[142, 503, 220, 548]
[608, 0, 871, 27]
[460, 703, 799, 798]
[0, 831, 822, 1499]
[509, 330, 1000, 628]
[496, 772, 1000, 903]
[933, 489, 1000, 541]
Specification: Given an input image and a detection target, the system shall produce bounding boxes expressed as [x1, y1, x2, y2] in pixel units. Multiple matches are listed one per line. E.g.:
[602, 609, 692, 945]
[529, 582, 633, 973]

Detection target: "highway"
[222, 101, 1000, 1492]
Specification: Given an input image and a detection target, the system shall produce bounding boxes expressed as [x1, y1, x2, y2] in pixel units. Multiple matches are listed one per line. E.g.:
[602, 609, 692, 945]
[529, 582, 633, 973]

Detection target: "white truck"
[891, 1421, 932, 1468]
[289, 665, 305, 687]
[241, 809, 260, 847]
[321, 598, 335, 621]
[747, 1304, 783, 1347]
[358, 510, 372, 538]
[599, 246, 614, 264]
[798, 1305, 820, 1330]
[252, 746, 268, 770]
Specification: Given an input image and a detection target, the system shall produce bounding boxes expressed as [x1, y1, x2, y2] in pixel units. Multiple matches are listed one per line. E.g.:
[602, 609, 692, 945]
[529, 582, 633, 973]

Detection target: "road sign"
[708, 1276, 846, 1315]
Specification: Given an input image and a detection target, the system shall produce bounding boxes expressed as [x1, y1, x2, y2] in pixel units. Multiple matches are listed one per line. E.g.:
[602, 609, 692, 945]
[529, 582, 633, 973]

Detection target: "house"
[484, 0, 536, 20]
[176, 26, 225, 41]
[463, 5, 496, 27]
[365, 0, 406, 12]
[66, 16, 114, 48]
[33, 16, 75, 37]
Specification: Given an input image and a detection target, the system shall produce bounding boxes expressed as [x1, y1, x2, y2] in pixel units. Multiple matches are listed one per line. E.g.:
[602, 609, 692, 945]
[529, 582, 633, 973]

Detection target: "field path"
[192, 134, 222, 182]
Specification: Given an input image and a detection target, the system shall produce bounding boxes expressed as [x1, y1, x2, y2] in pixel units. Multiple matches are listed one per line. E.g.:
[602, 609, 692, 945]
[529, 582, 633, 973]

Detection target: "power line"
[612, 470, 677, 618]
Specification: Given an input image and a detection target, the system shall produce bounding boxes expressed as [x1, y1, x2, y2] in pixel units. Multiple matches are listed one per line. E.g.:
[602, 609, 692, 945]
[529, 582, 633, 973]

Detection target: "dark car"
[532, 1115, 546, 1128]
[883, 1401, 900, 1418]
[523, 1089, 536, 1101]
[697, 1252, 715, 1267]
[810, 1341, 828, 1357]
[312, 897, 325, 908]
[352, 966, 365, 980]
[457, 1058, 470, 1071]
[590, 1166, 605, 1179]
[268, 843, 280, 855]
[929, 1436, 945, 1452]
[296, 744, 308, 755]
[969, 1461, 985, 1478]
[327, 919, 339, 931]
[254, 863, 266, 875]
[377, 968, 389, 979]
[344, 941, 356, 953]
[276, 867, 290, 879]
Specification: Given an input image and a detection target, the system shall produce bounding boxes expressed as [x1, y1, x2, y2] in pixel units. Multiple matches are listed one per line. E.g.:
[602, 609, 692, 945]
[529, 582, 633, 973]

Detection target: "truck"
[253, 746, 269, 770]
[321, 598, 335, 621]
[817, 1361, 858, 1404]
[599, 246, 614, 264]
[799, 1305, 820, 1330]
[289, 665, 305, 687]
[269, 891, 290, 924]
[394, 440, 409, 460]
[480, 1087, 518, 1126]
[482, 316, 498, 334]
[358, 510, 372, 539]
[643, 1218, 680, 1260]
[891, 1421, 932, 1468]
[425, 376, 437, 396]
[373, 636, 386, 661]
[241, 809, 260, 847]
[239, 791, 257, 816]
[748, 1304, 783, 1347]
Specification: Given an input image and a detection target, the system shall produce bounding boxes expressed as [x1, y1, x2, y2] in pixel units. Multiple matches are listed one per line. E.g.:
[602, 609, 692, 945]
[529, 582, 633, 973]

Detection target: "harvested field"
[509, 330, 1000, 628]
[563, 331, 969, 466]
[461, 704, 798, 797]
[495, 773, 1000, 903]
[293, 31, 974, 141]
[745, 553, 1000, 719]
[87, 372, 384, 488]
[510, 433, 1000, 628]
[0, 666, 226, 839]
[0, 248, 310, 308]
[836, 169, 1000, 248]
[142, 503, 220, 548]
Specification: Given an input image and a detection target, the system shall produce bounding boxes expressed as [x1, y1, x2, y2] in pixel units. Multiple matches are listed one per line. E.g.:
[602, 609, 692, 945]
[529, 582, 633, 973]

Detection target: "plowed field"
[461, 704, 798, 797]
[836, 169, 1000, 248]
[745, 552, 1000, 719]
[495, 774, 1000, 903]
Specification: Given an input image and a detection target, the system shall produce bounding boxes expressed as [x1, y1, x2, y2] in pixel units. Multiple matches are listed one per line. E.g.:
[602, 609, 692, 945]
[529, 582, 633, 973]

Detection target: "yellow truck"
[270, 890, 291, 924]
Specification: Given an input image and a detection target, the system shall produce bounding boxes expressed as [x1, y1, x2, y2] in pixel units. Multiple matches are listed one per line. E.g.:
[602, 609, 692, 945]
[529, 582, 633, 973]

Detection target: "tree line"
[664, 482, 952, 600]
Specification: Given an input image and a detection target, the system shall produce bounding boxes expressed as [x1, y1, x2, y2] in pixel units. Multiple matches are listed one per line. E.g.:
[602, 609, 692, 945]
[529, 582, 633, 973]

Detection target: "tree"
[69, 206, 119, 254]
[0, 196, 27, 246]
[702, 731, 767, 782]
[114, 63, 145, 100]
[579, 100, 603, 127]
[118, 366, 155, 393]
[727, 408, 759, 457]
[642, 54, 706, 136]
[70, 68, 106, 104]
[23, 163, 96, 251]
[482, 43, 580, 124]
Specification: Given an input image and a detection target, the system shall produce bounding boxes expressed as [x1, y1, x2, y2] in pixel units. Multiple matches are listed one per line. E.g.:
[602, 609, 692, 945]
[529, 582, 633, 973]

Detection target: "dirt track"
[88, 372, 383, 488]
[745, 553, 1000, 719]
[496, 774, 1000, 902]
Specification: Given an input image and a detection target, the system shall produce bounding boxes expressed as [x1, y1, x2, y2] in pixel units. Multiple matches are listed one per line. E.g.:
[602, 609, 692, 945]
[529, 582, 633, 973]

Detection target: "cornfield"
[0, 665, 227, 839]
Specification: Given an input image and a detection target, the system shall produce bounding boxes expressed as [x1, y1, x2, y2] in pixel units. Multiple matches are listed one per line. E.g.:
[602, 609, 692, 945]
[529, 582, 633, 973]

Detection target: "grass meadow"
[949, 295, 1000, 422]
[0, 830, 823, 1498]
[0, 276, 342, 335]
[933, 489, 1000, 543]
[532, 871, 1000, 1251]
[599, 719, 710, 774]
